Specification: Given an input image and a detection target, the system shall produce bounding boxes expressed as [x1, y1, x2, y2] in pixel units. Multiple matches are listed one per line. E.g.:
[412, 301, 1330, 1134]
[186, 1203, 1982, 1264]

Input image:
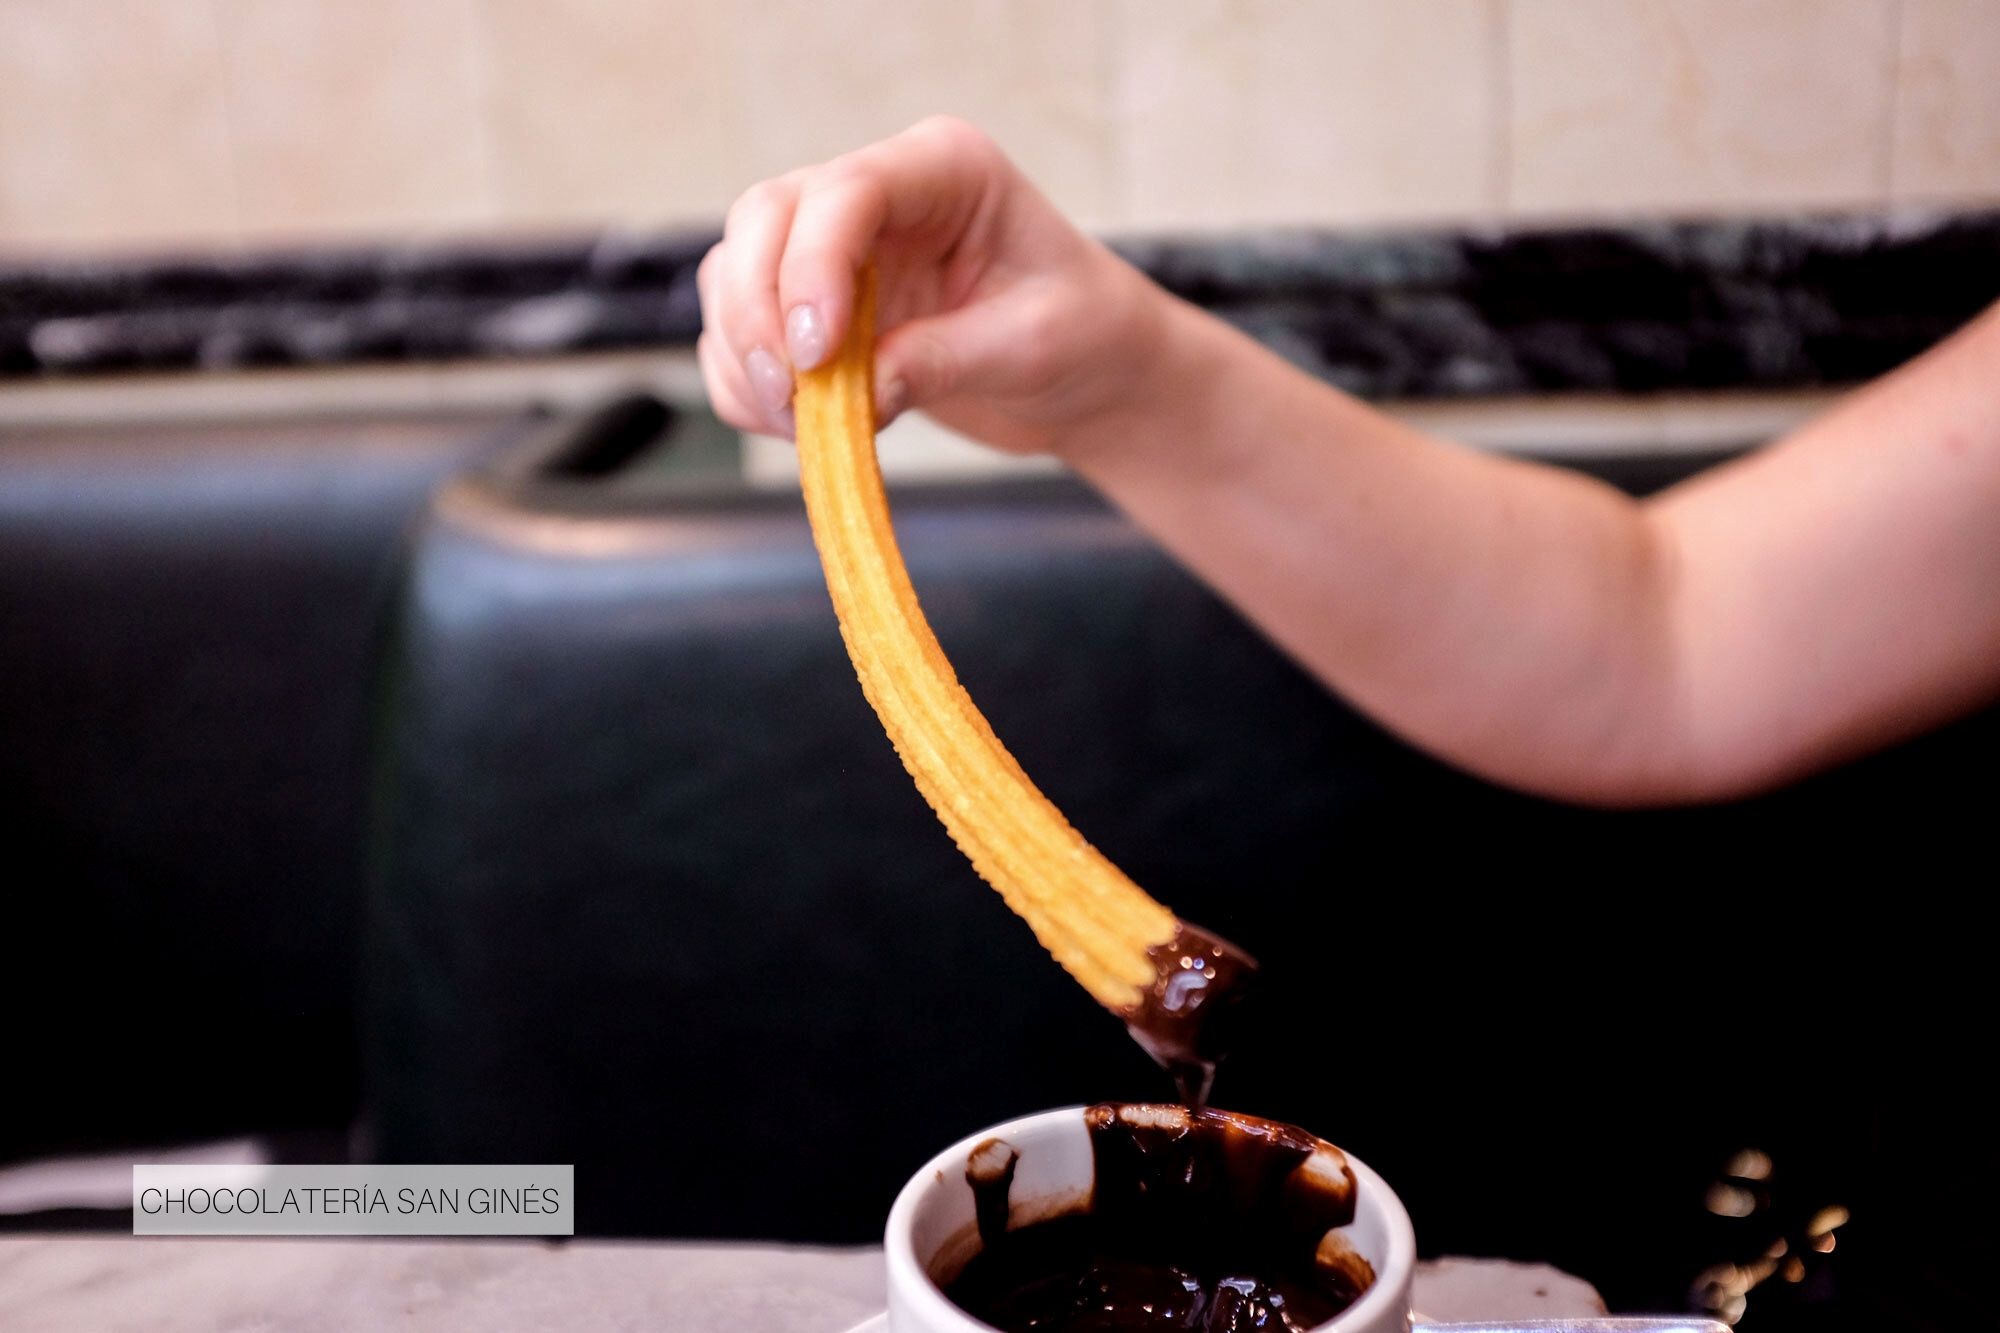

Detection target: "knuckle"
[777, 244, 834, 289]
[911, 114, 986, 152]
[909, 327, 961, 400]
[725, 179, 783, 231]
[807, 157, 881, 208]
[1013, 296, 1067, 383]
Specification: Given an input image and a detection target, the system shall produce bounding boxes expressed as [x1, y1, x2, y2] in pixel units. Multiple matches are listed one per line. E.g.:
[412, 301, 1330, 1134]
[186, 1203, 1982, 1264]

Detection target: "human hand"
[696, 116, 1169, 457]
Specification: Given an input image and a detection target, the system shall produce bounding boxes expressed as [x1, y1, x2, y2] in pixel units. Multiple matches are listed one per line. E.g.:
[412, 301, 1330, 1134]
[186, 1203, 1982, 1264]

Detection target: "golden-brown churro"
[794, 271, 1255, 1102]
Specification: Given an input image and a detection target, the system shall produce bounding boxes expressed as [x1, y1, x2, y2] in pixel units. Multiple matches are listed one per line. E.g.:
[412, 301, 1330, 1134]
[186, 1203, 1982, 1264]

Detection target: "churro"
[794, 270, 1253, 1097]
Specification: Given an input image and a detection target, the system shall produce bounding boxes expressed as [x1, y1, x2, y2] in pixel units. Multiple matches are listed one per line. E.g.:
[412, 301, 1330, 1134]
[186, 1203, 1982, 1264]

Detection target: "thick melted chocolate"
[1121, 923, 1258, 1106]
[948, 1104, 1372, 1333]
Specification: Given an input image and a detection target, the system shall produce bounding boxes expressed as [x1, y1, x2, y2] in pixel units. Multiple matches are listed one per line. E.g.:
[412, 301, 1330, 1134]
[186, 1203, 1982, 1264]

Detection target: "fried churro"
[794, 269, 1255, 1100]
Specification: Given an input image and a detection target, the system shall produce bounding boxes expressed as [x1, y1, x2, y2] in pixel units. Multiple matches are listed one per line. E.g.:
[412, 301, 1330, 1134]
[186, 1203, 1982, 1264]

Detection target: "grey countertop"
[0, 1236, 1606, 1331]
[6, 210, 1995, 396]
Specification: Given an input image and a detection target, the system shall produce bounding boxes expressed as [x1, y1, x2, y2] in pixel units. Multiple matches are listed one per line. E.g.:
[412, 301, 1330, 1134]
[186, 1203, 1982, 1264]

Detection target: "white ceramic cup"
[885, 1105, 1417, 1333]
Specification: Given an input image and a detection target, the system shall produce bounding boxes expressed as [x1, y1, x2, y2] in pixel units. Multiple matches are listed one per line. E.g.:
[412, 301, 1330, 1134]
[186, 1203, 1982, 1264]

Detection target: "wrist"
[1056, 284, 1220, 477]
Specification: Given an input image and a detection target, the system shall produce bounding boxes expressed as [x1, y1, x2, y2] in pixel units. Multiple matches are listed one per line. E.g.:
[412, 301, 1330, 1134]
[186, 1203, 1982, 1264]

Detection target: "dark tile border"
[2, 210, 1995, 397]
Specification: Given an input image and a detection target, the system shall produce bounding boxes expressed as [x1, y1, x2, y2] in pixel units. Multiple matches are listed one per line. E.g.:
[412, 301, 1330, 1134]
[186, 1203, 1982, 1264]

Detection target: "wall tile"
[1508, 0, 1898, 219]
[480, 0, 738, 228]
[4, 0, 1987, 257]
[1109, 0, 1500, 230]
[1892, 0, 2000, 204]
[722, 0, 1117, 227]
[218, 0, 492, 239]
[0, 1, 237, 251]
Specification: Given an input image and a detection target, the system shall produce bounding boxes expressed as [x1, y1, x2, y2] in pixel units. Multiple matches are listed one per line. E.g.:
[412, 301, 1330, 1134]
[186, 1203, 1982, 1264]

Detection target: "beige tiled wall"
[1508, 0, 1899, 215]
[1112, 0, 1504, 227]
[220, 0, 492, 237]
[0, 3, 237, 249]
[726, 0, 1122, 227]
[481, 0, 737, 229]
[1893, 0, 2000, 202]
[2, 0, 1995, 254]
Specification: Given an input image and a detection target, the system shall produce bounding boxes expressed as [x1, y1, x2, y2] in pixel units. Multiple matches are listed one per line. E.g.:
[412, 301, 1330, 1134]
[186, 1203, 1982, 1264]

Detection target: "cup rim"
[884, 1104, 1417, 1333]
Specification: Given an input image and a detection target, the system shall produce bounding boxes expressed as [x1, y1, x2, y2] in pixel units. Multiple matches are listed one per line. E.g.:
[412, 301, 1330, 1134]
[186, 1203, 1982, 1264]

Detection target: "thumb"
[872, 296, 1044, 425]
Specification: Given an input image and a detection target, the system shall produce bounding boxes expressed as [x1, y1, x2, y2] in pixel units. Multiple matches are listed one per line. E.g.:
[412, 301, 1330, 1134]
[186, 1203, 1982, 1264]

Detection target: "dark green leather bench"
[364, 400, 1993, 1322]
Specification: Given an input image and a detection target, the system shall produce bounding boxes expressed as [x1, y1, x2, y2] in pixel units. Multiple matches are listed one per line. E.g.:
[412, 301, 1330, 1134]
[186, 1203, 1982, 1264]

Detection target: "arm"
[1068, 295, 2000, 805]
[698, 117, 2000, 807]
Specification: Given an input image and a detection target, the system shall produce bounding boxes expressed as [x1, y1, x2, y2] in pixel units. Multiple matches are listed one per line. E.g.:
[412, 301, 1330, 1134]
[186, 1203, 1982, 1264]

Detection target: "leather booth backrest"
[0, 412, 534, 1159]
[365, 413, 1993, 1315]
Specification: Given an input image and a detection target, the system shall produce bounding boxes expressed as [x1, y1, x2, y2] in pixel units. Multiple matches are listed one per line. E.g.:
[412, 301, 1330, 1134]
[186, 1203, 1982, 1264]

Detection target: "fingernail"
[745, 346, 792, 418]
[786, 304, 828, 370]
[876, 377, 909, 423]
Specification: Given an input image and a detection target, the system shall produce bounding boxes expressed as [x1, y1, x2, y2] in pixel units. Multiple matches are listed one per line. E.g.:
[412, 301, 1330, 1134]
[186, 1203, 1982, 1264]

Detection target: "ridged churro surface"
[793, 271, 1176, 1011]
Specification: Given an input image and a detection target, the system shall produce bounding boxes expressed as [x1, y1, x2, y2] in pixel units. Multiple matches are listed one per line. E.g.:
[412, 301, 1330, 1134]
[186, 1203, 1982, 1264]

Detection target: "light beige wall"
[2, 0, 1996, 254]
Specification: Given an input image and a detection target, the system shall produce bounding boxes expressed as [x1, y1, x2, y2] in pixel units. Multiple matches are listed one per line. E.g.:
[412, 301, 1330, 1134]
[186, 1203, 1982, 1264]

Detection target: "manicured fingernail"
[786, 304, 828, 370]
[745, 346, 792, 417]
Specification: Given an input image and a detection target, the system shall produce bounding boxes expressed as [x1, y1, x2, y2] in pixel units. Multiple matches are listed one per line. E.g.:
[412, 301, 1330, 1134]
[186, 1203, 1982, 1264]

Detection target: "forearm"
[1650, 301, 2000, 793]
[1063, 297, 1691, 805]
[704, 123, 2000, 804]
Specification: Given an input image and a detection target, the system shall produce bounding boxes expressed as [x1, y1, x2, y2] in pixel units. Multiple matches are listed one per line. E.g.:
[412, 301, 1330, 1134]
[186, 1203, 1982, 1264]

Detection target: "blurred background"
[3, 3, 1996, 1332]
[3, 0, 1996, 247]
[6, 0, 1998, 466]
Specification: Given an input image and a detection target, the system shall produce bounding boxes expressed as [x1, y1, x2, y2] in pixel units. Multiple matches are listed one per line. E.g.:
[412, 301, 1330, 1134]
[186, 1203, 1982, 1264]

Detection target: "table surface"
[0, 1236, 1606, 1331]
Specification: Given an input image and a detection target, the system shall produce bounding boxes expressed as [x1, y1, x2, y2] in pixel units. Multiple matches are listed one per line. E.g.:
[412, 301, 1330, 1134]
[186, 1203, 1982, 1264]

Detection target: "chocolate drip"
[944, 1104, 1372, 1332]
[966, 1136, 1021, 1247]
[1121, 922, 1258, 1107]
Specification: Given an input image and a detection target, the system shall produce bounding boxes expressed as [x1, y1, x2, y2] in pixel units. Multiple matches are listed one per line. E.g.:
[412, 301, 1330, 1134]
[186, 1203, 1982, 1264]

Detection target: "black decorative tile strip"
[1, 211, 1994, 396]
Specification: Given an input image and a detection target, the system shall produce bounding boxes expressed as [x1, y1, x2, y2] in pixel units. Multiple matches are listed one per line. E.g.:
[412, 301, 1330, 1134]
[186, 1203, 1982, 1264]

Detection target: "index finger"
[777, 116, 1003, 369]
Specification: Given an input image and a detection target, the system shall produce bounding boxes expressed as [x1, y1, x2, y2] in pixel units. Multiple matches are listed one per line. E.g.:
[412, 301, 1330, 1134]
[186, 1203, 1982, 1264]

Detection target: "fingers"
[777, 116, 1001, 371]
[698, 330, 789, 437]
[698, 243, 791, 438]
[699, 116, 1007, 432]
[702, 177, 802, 422]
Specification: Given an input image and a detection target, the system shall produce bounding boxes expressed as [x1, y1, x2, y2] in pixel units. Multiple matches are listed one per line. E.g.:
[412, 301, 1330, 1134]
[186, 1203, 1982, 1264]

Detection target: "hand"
[696, 116, 1169, 457]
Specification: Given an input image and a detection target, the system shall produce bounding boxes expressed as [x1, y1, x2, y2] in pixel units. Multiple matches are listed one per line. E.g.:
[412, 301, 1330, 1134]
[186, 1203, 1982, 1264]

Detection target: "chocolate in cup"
[885, 1104, 1416, 1333]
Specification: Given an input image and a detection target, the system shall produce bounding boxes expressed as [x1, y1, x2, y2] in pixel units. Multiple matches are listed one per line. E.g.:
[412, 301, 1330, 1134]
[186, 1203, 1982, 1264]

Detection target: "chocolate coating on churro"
[1121, 922, 1259, 1107]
